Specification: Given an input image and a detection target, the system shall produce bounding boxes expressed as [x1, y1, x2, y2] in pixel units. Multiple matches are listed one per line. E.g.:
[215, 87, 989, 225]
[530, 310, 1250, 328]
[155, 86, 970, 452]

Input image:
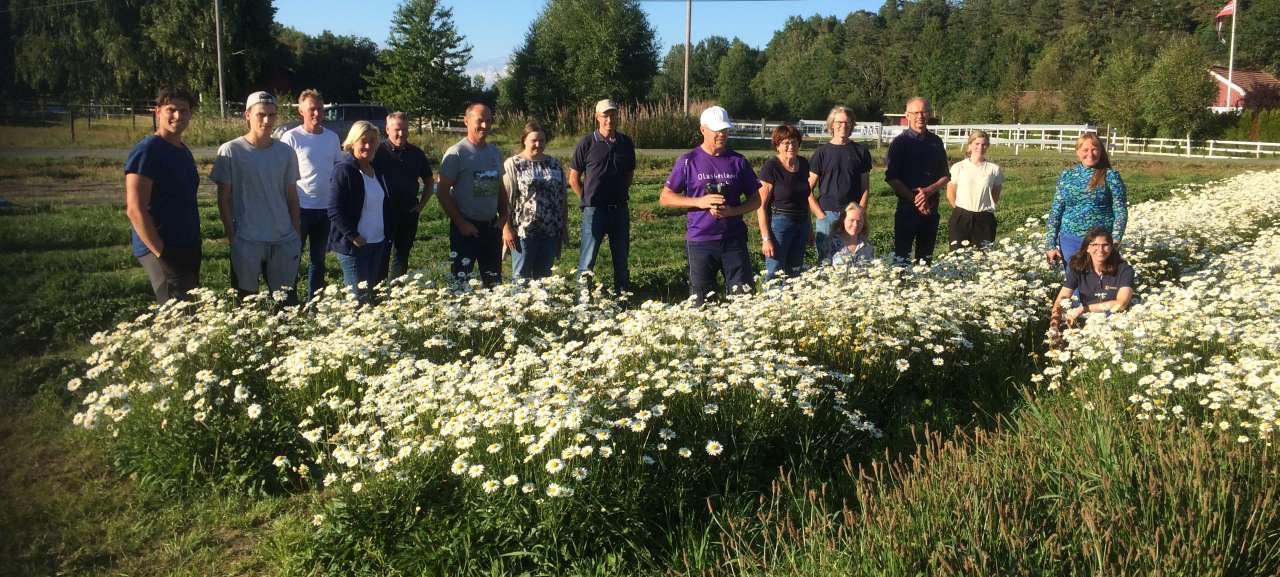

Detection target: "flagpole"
[1227, 1, 1238, 108]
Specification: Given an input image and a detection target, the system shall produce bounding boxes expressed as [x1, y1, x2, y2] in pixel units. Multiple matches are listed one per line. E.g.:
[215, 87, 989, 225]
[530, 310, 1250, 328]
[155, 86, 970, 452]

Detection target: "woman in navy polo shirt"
[328, 121, 394, 304]
[1051, 226, 1134, 326]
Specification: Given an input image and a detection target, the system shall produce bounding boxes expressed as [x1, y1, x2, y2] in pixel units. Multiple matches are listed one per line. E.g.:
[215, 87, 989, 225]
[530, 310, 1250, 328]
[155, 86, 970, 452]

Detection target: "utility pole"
[680, 0, 691, 116]
[1226, 1, 1238, 108]
[214, 0, 226, 117]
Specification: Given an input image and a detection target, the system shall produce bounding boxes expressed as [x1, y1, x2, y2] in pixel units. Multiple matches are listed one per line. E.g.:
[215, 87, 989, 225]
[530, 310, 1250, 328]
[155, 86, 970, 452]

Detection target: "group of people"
[124, 88, 636, 305]
[123, 87, 1135, 317]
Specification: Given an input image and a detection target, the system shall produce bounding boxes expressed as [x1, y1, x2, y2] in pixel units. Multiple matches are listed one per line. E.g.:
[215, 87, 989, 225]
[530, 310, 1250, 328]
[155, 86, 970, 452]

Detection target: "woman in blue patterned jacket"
[1043, 133, 1127, 266]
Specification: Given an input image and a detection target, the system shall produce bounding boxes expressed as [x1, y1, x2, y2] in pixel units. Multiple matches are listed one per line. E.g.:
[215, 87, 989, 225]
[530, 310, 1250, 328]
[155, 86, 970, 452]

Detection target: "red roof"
[1210, 66, 1280, 94]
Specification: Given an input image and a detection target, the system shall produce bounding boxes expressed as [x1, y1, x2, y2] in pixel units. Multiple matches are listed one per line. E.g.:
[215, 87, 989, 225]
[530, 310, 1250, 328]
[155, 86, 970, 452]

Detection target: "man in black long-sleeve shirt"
[884, 97, 949, 263]
[373, 111, 433, 280]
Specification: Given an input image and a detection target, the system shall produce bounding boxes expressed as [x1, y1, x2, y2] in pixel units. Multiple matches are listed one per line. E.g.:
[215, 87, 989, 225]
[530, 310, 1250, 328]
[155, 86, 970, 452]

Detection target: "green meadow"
[2, 133, 1277, 576]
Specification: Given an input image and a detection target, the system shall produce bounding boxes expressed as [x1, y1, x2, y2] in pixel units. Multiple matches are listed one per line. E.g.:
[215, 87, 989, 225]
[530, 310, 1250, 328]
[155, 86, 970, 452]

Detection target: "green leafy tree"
[1027, 25, 1097, 122]
[1235, 0, 1280, 75]
[1140, 36, 1217, 137]
[651, 36, 730, 103]
[832, 11, 890, 121]
[1090, 46, 1149, 135]
[716, 40, 763, 117]
[751, 15, 843, 118]
[363, 0, 471, 121]
[142, 0, 277, 110]
[9, 0, 147, 101]
[275, 27, 379, 102]
[499, 0, 659, 114]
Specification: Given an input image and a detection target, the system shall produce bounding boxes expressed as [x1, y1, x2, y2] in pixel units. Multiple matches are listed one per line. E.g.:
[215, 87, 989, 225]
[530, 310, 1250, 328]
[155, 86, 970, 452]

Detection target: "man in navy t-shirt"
[124, 87, 203, 303]
[659, 105, 761, 304]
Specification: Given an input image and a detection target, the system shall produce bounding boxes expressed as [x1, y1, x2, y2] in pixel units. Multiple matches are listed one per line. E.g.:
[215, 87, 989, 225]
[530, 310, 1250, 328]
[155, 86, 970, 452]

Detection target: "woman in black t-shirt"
[1050, 226, 1134, 327]
[757, 124, 819, 282]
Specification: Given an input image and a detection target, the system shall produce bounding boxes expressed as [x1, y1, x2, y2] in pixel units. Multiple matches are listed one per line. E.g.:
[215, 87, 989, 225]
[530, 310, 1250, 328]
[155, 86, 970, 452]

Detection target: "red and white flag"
[1216, 1, 1235, 41]
[1216, 1, 1236, 20]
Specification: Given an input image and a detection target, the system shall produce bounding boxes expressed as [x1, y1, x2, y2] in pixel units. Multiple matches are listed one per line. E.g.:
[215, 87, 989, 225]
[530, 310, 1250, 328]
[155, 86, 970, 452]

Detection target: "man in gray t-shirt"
[437, 103, 507, 287]
[212, 91, 303, 301]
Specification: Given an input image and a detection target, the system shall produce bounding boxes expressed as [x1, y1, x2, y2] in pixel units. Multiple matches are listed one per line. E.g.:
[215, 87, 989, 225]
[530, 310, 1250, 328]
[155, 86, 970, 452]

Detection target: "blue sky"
[274, 0, 882, 82]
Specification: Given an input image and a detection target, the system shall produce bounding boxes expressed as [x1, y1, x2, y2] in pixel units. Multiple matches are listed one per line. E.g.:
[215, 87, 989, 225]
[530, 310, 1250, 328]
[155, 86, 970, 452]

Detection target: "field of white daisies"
[67, 170, 1280, 575]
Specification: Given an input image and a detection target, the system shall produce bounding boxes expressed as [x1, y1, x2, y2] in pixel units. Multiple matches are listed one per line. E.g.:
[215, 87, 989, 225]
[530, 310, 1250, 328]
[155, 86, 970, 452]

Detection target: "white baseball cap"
[699, 106, 732, 131]
[595, 99, 619, 114]
[244, 91, 276, 109]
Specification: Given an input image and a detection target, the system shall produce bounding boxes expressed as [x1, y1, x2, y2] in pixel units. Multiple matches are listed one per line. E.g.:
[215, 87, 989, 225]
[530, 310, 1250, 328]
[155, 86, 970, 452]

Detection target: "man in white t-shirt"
[279, 89, 342, 300]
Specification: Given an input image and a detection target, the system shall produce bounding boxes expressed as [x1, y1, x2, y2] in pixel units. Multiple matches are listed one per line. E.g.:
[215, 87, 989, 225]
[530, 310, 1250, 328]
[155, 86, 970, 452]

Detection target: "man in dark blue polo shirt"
[373, 111, 433, 280]
[124, 87, 202, 303]
[885, 97, 950, 264]
[570, 99, 636, 294]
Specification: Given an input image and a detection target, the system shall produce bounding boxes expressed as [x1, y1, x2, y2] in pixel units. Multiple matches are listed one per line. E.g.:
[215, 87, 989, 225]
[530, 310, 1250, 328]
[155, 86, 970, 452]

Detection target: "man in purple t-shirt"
[659, 106, 761, 303]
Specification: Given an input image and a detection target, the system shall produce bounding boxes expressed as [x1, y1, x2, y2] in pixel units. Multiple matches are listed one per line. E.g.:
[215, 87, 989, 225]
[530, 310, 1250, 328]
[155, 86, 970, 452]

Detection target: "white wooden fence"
[730, 120, 1280, 160]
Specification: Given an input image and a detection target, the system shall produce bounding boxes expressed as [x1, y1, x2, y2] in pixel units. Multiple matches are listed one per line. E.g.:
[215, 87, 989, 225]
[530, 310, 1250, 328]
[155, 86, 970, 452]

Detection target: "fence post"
[1208, 140, 1214, 158]
[760, 119, 765, 140]
[1185, 133, 1191, 158]
[69, 107, 75, 143]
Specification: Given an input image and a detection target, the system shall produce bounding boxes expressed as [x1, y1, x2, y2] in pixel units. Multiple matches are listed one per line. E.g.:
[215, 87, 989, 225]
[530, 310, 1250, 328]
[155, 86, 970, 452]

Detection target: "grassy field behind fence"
[1, 137, 1277, 576]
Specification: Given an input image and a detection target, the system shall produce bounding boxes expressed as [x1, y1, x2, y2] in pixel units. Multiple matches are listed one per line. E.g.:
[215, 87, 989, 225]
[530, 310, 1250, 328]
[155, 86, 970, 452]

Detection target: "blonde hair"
[965, 129, 990, 148]
[1076, 132, 1113, 190]
[840, 203, 869, 241]
[342, 120, 380, 152]
[298, 89, 323, 105]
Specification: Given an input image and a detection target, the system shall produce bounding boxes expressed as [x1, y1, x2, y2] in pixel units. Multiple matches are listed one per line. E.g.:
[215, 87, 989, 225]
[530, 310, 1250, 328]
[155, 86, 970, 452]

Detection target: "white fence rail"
[730, 120, 1280, 160]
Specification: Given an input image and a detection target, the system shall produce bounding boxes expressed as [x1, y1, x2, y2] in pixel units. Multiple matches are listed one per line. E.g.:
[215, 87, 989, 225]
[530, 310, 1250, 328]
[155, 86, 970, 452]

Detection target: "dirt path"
[0, 147, 218, 160]
[0, 181, 219, 206]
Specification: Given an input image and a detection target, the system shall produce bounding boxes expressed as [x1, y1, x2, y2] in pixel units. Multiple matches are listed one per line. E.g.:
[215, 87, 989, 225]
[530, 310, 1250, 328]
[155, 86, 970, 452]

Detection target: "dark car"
[272, 103, 389, 140]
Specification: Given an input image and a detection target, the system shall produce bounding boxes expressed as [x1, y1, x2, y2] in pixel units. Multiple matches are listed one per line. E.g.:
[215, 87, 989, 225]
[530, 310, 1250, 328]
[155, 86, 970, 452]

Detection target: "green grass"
[0, 148, 1274, 576]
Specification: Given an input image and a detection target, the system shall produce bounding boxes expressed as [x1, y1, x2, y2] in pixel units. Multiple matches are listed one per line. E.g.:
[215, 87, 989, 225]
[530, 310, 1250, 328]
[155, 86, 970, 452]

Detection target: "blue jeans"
[450, 218, 502, 287]
[299, 208, 330, 300]
[814, 210, 843, 264]
[512, 235, 562, 281]
[687, 236, 754, 304]
[764, 213, 810, 281]
[1059, 231, 1084, 267]
[576, 206, 630, 292]
[893, 204, 941, 264]
[336, 241, 387, 303]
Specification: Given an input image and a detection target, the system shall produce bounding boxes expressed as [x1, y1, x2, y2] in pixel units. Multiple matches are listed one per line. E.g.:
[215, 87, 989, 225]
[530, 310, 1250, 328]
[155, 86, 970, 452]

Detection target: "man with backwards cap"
[659, 105, 761, 304]
[570, 98, 636, 294]
[211, 91, 303, 303]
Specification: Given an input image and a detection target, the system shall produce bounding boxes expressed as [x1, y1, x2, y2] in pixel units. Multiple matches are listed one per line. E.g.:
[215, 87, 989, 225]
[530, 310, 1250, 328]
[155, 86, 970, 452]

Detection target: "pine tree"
[362, 0, 471, 120]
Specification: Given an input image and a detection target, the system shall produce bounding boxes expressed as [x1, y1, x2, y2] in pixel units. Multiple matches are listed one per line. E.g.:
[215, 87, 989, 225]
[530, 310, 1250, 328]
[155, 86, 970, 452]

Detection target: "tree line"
[3, 0, 1278, 137]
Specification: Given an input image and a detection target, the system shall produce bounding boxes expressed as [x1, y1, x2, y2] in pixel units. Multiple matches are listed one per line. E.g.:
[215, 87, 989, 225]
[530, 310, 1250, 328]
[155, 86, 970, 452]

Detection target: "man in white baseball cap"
[659, 105, 760, 304]
[211, 90, 303, 303]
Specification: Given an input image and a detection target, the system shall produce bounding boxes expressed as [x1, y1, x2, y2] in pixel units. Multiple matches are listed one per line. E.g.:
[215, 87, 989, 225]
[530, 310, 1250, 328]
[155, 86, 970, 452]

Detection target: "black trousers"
[382, 206, 421, 280]
[947, 207, 997, 249]
[893, 205, 940, 263]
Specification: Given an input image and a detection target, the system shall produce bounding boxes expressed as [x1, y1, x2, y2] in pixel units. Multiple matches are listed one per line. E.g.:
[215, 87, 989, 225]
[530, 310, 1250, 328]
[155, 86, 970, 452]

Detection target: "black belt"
[771, 208, 808, 217]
